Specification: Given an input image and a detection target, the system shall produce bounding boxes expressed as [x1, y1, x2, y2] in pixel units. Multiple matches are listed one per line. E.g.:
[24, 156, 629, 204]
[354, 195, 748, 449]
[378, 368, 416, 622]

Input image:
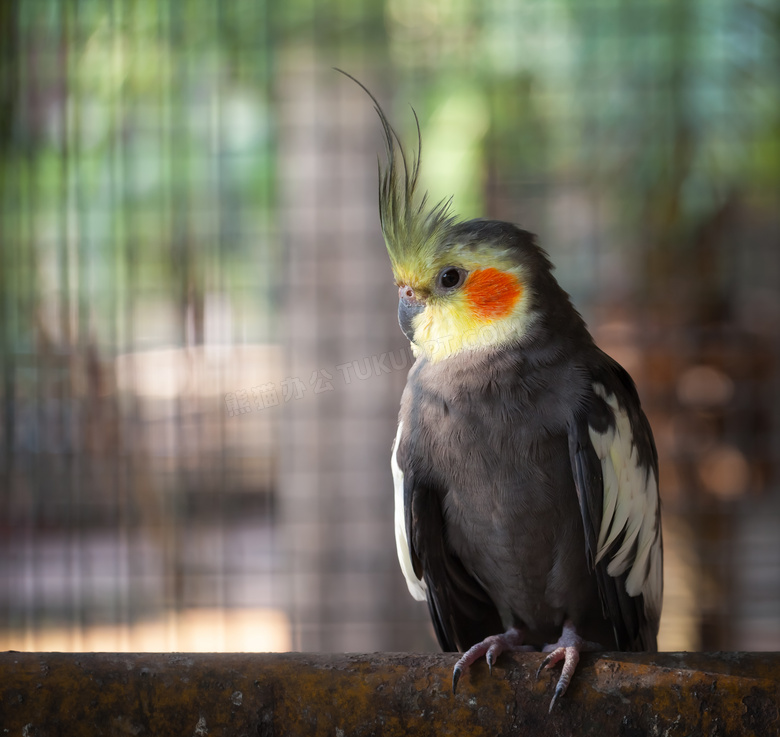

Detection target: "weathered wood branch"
[1, 651, 778, 736]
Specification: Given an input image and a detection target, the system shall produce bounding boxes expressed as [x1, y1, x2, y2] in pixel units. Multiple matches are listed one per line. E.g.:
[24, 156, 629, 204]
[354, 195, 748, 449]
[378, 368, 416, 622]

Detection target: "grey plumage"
[340, 72, 664, 706]
[392, 221, 661, 663]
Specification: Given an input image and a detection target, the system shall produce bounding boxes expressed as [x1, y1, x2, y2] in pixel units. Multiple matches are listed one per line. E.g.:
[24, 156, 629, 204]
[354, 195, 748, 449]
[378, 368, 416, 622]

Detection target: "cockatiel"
[347, 74, 663, 710]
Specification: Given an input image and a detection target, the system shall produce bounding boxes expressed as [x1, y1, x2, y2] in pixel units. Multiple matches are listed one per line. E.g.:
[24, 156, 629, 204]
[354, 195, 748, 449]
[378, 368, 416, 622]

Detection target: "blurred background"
[1, 0, 779, 655]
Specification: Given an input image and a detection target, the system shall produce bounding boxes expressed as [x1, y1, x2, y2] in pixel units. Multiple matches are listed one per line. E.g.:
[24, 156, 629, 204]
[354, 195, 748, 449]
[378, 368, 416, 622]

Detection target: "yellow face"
[393, 247, 536, 363]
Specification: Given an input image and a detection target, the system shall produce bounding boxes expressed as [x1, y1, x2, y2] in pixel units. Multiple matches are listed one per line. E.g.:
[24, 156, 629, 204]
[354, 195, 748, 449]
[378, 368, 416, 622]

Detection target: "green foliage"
[3, 0, 277, 354]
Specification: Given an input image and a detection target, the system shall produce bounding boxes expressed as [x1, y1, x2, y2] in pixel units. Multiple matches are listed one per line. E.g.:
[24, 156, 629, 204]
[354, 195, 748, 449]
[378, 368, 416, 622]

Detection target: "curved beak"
[398, 285, 425, 342]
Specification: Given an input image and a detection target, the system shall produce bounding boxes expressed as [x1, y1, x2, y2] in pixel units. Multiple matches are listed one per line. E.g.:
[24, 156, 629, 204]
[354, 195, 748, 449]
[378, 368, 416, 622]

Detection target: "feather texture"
[569, 364, 662, 650]
[588, 384, 662, 621]
[392, 421, 427, 601]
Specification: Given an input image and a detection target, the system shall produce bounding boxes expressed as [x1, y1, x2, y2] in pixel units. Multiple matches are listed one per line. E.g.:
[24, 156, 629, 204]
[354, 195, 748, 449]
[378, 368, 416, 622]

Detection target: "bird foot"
[452, 626, 534, 693]
[536, 620, 601, 712]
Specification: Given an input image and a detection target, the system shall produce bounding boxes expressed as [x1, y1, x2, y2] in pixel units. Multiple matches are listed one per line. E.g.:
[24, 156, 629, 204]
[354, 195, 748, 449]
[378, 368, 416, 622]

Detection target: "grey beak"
[398, 285, 424, 342]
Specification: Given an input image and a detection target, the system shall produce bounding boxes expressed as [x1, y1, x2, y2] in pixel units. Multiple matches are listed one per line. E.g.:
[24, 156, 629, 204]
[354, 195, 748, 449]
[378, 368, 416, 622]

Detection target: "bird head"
[368, 92, 548, 364]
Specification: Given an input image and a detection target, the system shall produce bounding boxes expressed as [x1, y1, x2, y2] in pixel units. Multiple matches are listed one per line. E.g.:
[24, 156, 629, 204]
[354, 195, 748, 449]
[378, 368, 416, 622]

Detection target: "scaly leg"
[536, 619, 601, 711]
[452, 626, 535, 693]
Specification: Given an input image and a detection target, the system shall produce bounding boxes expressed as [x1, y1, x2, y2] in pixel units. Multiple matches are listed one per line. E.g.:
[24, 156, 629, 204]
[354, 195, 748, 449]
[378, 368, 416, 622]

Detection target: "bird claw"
[535, 651, 556, 680]
[451, 627, 526, 693]
[536, 620, 600, 711]
[452, 621, 597, 709]
[548, 681, 567, 713]
[452, 666, 462, 694]
[537, 645, 578, 711]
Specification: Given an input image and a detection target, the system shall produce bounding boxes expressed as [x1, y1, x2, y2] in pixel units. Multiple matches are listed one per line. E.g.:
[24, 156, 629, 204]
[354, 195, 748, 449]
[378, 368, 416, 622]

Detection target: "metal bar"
[1, 651, 778, 736]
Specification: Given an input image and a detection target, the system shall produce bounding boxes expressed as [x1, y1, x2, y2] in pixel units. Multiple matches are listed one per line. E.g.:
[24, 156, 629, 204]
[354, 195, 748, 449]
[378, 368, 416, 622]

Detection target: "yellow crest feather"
[336, 70, 456, 277]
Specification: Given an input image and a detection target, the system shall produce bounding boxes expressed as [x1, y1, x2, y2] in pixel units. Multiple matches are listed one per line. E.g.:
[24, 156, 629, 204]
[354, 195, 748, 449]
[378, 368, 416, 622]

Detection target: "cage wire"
[1, 0, 779, 655]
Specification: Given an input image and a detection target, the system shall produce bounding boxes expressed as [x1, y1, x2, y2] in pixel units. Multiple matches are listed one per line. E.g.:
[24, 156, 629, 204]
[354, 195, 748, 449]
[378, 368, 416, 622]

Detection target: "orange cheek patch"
[464, 268, 523, 320]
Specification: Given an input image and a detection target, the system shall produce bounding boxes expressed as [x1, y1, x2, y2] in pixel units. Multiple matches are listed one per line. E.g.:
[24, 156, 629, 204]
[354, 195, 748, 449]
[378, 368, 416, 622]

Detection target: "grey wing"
[569, 362, 663, 650]
[392, 422, 503, 652]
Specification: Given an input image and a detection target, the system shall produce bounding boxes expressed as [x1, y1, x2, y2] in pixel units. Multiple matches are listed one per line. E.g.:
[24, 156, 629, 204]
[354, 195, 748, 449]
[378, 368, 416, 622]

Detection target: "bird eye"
[437, 267, 466, 291]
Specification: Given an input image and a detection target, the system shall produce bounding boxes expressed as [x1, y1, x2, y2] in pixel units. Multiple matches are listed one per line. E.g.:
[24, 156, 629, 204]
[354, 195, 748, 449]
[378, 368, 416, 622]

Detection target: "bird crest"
[375, 106, 456, 278]
[337, 70, 456, 280]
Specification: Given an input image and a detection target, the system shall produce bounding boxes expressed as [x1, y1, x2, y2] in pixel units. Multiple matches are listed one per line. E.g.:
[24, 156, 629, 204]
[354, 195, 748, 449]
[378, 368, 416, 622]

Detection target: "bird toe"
[451, 626, 527, 692]
[536, 619, 602, 710]
[536, 646, 565, 679]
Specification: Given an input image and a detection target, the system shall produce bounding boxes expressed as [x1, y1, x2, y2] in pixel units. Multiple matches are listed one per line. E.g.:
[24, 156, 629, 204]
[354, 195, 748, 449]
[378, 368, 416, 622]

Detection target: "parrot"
[343, 73, 663, 711]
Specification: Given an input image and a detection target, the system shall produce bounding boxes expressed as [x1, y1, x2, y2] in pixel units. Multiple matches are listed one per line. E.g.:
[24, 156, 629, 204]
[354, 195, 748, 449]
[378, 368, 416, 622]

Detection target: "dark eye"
[437, 267, 467, 290]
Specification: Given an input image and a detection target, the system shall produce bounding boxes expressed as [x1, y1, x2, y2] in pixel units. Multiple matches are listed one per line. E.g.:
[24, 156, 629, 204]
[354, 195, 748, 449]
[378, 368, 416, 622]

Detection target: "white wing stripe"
[597, 443, 620, 553]
[588, 383, 662, 621]
[392, 422, 427, 601]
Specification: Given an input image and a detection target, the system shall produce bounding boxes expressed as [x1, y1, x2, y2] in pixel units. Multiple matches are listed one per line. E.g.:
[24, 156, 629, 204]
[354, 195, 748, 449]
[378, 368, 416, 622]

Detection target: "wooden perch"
[1, 651, 778, 736]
